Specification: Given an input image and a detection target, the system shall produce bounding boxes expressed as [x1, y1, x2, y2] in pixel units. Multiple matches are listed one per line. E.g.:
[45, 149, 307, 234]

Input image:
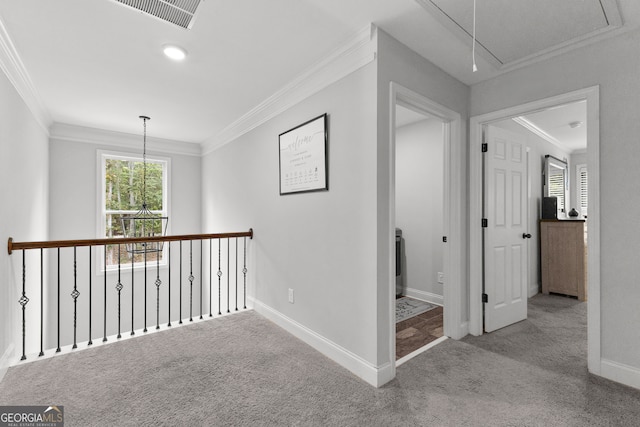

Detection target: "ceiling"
[0, 0, 638, 146]
[517, 100, 587, 152]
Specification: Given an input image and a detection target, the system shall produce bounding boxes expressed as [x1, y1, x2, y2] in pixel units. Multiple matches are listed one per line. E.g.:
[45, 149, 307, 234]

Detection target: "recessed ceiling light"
[569, 121, 583, 129]
[163, 45, 187, 61]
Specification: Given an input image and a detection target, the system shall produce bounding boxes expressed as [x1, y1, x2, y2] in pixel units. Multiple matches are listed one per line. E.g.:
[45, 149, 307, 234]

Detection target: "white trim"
[0, 16, 51, 133]
[469, 86, 601, 376]
[396, 336, 447, 367]
[601, 359, 640, 391]
[0, 343, 15, 383]
[251, 298, 392, 388]
[389, 83, 466, 387]
[403, 288, 444, 306]
[51, 122, 201, 157]
[201, 24, 378, 155]
[512, 116, 564, 150]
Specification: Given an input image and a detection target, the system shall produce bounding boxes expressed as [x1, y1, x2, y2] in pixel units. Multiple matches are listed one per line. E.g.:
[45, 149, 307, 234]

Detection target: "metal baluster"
[189, 240, 194, 322]
[167, 242, 172, 327]
[179, 241, 183, 324]
[116, 245, 123, 339]
[103, 245, 107, 343]
[71, 247, 79, 349]
[131, 247, 135, 336]
[88, 246, 93, 346]
[209, 239, 212, 317]
[235, 237, 238, 311]
[39, 249, 44, 356]
[155, 245, 161, 330]
[57, 248, 61, 352]
[217, 239, 222, 315]
[200, 240, 203, 320]
[243, 237, 247, 310]
[227, 239, 230, 313]
[19, 251, 28, 360]
[143, 245, 148, 333]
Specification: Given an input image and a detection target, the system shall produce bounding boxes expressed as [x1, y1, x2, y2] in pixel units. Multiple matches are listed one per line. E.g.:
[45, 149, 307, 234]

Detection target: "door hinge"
[482, 218, 488, 228]
[482, 293, 488, 303]
[481, 142, 488, 153]
[442, 236, 447, 243]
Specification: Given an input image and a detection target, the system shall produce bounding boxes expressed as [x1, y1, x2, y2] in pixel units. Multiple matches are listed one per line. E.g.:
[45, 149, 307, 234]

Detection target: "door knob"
[522, 233, 532, 239]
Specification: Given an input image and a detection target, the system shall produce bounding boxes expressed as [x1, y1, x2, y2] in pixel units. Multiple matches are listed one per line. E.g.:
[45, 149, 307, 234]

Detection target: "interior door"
[484, 125, 528, 332]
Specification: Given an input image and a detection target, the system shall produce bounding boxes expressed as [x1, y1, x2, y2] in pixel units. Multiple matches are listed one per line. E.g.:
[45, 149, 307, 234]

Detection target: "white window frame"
[576, 163, 588, 217]
[97, 150, 171, 272]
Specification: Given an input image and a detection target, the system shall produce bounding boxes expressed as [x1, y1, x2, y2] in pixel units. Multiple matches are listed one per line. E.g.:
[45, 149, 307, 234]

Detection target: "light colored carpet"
[1, 294, 640, 426]
[395, 297, 437, 323]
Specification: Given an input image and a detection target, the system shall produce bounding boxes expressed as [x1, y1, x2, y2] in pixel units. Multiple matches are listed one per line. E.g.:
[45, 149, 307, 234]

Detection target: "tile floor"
[396, 301, 443, 360]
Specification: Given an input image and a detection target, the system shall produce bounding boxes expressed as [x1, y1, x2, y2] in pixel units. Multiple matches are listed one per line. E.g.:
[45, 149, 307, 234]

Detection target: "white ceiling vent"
[114, 0, 203, 30]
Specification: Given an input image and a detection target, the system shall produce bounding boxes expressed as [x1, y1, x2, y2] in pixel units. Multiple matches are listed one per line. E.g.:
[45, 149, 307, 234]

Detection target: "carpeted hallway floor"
[1, 294, 639, 426]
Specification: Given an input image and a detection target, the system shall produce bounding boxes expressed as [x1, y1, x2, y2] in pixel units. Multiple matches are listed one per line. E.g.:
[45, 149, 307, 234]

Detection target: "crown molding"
[0, 16, 52, 133]
[201, 24, 378, 155]
[50, 122, 201, 157]
[512, 116, 569, 152]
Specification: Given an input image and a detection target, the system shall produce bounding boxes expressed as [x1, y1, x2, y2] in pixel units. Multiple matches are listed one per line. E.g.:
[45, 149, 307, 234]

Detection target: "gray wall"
[395, 118, 444, 301]
[0, 69, 49, 377]
[471, 29, 640, 371]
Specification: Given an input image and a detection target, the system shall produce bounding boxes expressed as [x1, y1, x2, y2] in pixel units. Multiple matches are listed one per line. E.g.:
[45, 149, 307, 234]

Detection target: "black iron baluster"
[155, 245, 161, 330]
[243, 237, 247, 310]
[71, 246, 79, 349]
[227, 239, 230, 313]
[88, 246, 93, 346]
[116, 245, 123, 339]
[217, 239, 222, 315]
[103, 245, 107, 343]
[209, 239, 212, 317]
[235, 237, 238, 311]
[167, 242, 171, 327]
[19, 251, 28, 361]
[200, 240, 203, 320]
[57, 248, 61, 352]
[143, 246, 148, 333]
[179, 241, 183, 324]
[131, 247, 135, 336]
[189, 240, 194, 322]
[39, 249, 44, 357]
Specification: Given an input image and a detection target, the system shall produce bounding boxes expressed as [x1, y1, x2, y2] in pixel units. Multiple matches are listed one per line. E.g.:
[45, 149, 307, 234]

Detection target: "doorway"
[469, 86, 601, 374]
[394, 104, 446, 361]
[388, 83, 465, 370]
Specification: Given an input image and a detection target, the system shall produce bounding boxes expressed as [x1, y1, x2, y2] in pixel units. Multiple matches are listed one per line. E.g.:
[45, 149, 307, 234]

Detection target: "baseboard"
[528, 282, 540, 298]
[600, 358, 640, 391]
[403, 288, 443, 306]
[251, 298, 393, 387]
[0, 343, 15, 384]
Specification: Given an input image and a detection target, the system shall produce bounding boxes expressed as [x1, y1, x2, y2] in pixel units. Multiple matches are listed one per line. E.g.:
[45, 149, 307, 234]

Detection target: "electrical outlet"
[437, 272, 444, 284]
[288, 288, 294, 304]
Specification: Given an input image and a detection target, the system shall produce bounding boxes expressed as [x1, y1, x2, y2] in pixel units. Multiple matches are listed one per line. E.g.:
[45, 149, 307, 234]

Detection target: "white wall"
[395, 118, 444, 302]
[47, 134, 202, 349]
[493, 119, 570, 296]
[0, 69, 49, 376]
[471, 28, 640, 383]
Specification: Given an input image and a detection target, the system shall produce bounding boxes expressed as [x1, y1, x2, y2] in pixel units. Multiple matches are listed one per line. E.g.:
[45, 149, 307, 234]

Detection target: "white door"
[484, 125, 528, 332]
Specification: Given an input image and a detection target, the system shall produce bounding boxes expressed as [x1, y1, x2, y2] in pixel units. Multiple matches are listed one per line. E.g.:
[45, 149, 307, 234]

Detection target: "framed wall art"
[279, 113, 328, 195]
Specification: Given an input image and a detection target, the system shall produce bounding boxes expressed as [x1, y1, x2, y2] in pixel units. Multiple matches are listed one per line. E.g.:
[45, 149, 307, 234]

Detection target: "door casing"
[469, 86, 601, 375]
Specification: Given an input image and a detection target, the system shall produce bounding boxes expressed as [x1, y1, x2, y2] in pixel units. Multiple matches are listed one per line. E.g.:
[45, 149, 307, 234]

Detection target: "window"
[577, 164, 588, 216]
[99, 151, 169, 269]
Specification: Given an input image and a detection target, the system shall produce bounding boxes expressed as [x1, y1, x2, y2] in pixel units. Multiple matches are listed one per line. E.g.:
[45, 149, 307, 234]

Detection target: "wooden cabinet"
[540, 220, 587, 301]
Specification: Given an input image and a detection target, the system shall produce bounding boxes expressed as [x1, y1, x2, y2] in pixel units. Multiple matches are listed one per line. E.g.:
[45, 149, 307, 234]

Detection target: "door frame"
[469, 86, 601, 374]
[388, 82, 465, 370]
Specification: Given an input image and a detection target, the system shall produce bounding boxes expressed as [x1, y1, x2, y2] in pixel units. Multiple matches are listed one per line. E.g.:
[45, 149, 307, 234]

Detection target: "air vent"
[114, 0, 203, 30]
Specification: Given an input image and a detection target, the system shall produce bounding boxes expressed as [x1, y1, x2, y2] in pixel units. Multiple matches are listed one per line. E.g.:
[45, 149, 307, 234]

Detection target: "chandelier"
[121, 116, 168, 254]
